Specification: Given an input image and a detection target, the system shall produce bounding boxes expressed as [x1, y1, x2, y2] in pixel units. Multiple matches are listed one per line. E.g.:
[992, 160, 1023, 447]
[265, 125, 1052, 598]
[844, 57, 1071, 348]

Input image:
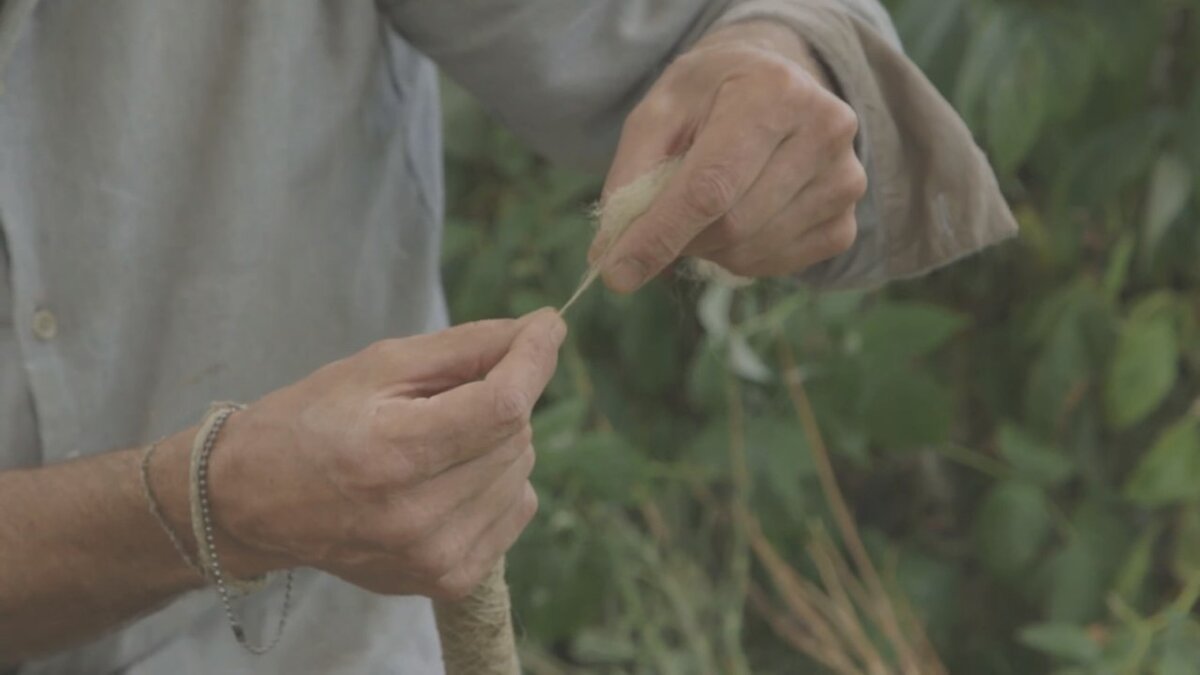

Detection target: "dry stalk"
[732, 329, 949, 675]
[748, 583, 864, 675]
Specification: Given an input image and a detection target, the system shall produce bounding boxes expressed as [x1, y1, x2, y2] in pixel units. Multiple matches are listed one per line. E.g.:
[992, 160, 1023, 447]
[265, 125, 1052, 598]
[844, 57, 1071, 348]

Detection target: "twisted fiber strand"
[435, 560, 520, 675]
[438, 159, 746, 672]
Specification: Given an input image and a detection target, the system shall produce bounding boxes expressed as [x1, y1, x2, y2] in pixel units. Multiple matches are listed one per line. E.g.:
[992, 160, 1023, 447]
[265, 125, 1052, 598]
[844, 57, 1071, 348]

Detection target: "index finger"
[599, 90, 783, 293]
[410, 308, 566, 472]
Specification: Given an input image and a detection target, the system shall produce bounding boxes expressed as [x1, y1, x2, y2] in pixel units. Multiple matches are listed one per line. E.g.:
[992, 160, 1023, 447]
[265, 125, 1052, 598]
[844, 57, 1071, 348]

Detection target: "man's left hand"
[591, 20, 867, 292]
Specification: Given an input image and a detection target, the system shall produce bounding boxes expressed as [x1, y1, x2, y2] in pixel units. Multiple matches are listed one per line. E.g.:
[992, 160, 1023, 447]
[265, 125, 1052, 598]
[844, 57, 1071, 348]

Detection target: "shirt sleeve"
[383, 0, 1017, 288]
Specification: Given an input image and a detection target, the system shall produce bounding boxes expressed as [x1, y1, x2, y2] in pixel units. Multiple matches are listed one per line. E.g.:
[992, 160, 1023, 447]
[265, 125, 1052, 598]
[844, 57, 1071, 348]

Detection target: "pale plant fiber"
[436, 158, 750, 673]
[560, 156, 749, 314]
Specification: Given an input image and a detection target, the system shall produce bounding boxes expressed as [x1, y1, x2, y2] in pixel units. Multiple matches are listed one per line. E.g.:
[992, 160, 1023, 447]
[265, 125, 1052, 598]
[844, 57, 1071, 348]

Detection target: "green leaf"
[691, 413, 815, 520]
[954, 7, 1015, 125]
[508, 514, 609, 643]
[851, 302, 967, 369]
[533, 397, 589, 453]
[1142, 154, 1194, 262]
[1040, 504, 1130, 622]
[687, 337, 726, 413]
[812, 290, 866, 324]
[1024, 315, 1092, 433]
[896, 549, 962, 646]
[1114, 524, 1161, 603]
[1035, 14, 1099, 122]
[1041, 540, 1106, 623]
[748, 415, 816, 520]
[1172, 505, 1200, 581]
[862, 367, 954, 450]
[1060, 112, 1174, 207]
[1102, 234, 1136, 301]
[999, 424, 1075, 487]
[1157, 619, 1200, 675]
[569, 627, 636, 664]
[1124, 416, 1200, 506]
[894, 0, 965, 69]
[1018, 622, 1102, 664]
[986, 29, 1048, 174]
[974, 480, 1053, 578]
[565, 431, 652, 504]
[1106, 317, 1179, 429]
[617, 284, 684, 397]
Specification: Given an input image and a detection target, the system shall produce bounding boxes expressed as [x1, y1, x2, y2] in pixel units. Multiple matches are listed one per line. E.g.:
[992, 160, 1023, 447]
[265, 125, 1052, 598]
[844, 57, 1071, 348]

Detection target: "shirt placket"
[1, 208, 80, 464]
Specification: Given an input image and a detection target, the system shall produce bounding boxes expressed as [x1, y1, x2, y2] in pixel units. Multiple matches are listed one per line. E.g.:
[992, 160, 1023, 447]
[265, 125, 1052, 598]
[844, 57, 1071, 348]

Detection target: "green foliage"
[1125, 417, 1200, 506]
[440, 0, 1200, 670]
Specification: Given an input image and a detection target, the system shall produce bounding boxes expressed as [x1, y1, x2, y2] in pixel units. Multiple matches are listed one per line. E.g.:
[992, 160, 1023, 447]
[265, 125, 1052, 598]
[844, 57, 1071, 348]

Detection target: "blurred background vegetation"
[439, 0, 1200, 672]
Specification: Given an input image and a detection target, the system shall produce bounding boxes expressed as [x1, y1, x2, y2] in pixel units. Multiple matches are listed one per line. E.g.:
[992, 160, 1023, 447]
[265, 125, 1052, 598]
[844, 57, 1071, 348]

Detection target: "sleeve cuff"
[712, 0, 1018, 290]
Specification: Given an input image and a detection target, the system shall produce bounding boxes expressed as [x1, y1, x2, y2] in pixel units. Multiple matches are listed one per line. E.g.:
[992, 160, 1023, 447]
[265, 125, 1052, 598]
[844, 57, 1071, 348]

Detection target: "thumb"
[422, 308, 567, 431]
[589, 108, 685, 266]
[392, 310, 551, 391]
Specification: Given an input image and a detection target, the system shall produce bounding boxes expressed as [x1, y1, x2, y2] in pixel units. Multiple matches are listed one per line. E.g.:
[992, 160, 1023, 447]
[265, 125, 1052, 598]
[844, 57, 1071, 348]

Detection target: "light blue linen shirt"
[0, 0, 1011, 673]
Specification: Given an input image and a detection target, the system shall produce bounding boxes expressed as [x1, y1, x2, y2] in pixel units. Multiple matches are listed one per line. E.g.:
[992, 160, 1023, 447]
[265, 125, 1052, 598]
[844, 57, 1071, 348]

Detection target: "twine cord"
[434, 560, 520, 675]
[438, 157, 748, 672]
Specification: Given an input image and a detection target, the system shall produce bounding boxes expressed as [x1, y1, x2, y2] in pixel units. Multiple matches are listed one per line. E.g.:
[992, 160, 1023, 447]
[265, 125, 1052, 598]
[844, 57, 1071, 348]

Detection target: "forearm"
[0, 430, 203, 663]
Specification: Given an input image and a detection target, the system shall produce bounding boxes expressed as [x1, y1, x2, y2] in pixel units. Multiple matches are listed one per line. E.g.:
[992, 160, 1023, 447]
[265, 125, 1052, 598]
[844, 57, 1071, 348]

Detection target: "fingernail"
[607, 258, 646, 292]
[549, 317, 567, 344]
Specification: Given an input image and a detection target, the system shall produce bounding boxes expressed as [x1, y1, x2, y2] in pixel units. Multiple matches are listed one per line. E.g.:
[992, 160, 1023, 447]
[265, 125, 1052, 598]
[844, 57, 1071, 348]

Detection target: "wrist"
[699, 19, 833, 91]
[154, 419, 283, 581]
[202, 409, 292, 579]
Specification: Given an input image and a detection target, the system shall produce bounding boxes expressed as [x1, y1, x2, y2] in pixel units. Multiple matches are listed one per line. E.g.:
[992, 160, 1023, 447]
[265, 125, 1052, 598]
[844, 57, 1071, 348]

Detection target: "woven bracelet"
[139, 438, 205, 578]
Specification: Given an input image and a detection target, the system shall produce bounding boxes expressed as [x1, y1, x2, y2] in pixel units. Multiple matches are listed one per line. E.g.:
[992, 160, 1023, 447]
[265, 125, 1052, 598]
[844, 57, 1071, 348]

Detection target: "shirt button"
[32, 309, 59, 341]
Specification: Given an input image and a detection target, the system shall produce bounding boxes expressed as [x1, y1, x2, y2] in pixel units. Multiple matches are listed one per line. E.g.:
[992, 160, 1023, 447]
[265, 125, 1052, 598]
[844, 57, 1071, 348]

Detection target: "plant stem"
[721, 374, 754, 675]
[774, 329, 946, 675]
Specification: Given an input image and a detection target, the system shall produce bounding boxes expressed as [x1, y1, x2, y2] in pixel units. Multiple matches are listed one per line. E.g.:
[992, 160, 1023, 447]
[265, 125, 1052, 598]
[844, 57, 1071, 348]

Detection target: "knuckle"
[492, 386, 531, 427]
[527, 329, 559, 365]
[636, 227, 687, 272]
[713, 208, 749, 242]
[827, 101, 859, 143]
[366, 401, 407, 446]
[432, 572, 476, 602]
[520, 484, 540, 522]
[760, 257, 795, 278]
[518, 446, 537, 476]
[361, 338, 403, 364]
[332, 443, 405, 498]
[515, 424, 534, 448]
[725, 258, 759, 277]
[391, 439, 433, 485]
[824, 216, 858, 255]
[412, 539, 460, 581]
[760, 58, 798, 89]
[627, 92, 675, 132]
[712, 250, 757, 278]
[383, 501, 436, 547]
[684, 166, 738, 222]
[752, 73, 806, 134]
[843, 162, 868, 203]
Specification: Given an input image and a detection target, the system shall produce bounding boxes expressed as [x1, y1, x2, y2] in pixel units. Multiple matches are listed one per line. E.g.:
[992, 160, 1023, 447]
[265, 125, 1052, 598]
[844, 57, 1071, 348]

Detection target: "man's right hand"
[204, 308, 566, 600]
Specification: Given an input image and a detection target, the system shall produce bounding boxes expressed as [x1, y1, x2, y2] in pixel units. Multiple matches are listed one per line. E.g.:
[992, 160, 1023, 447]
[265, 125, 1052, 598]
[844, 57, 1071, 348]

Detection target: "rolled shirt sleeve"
[384, 0, 1017, 289]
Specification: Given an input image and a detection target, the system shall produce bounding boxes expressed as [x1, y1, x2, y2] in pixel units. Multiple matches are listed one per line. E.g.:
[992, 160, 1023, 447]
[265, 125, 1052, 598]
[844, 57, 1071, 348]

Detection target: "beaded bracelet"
[189, 402, 295, 654]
